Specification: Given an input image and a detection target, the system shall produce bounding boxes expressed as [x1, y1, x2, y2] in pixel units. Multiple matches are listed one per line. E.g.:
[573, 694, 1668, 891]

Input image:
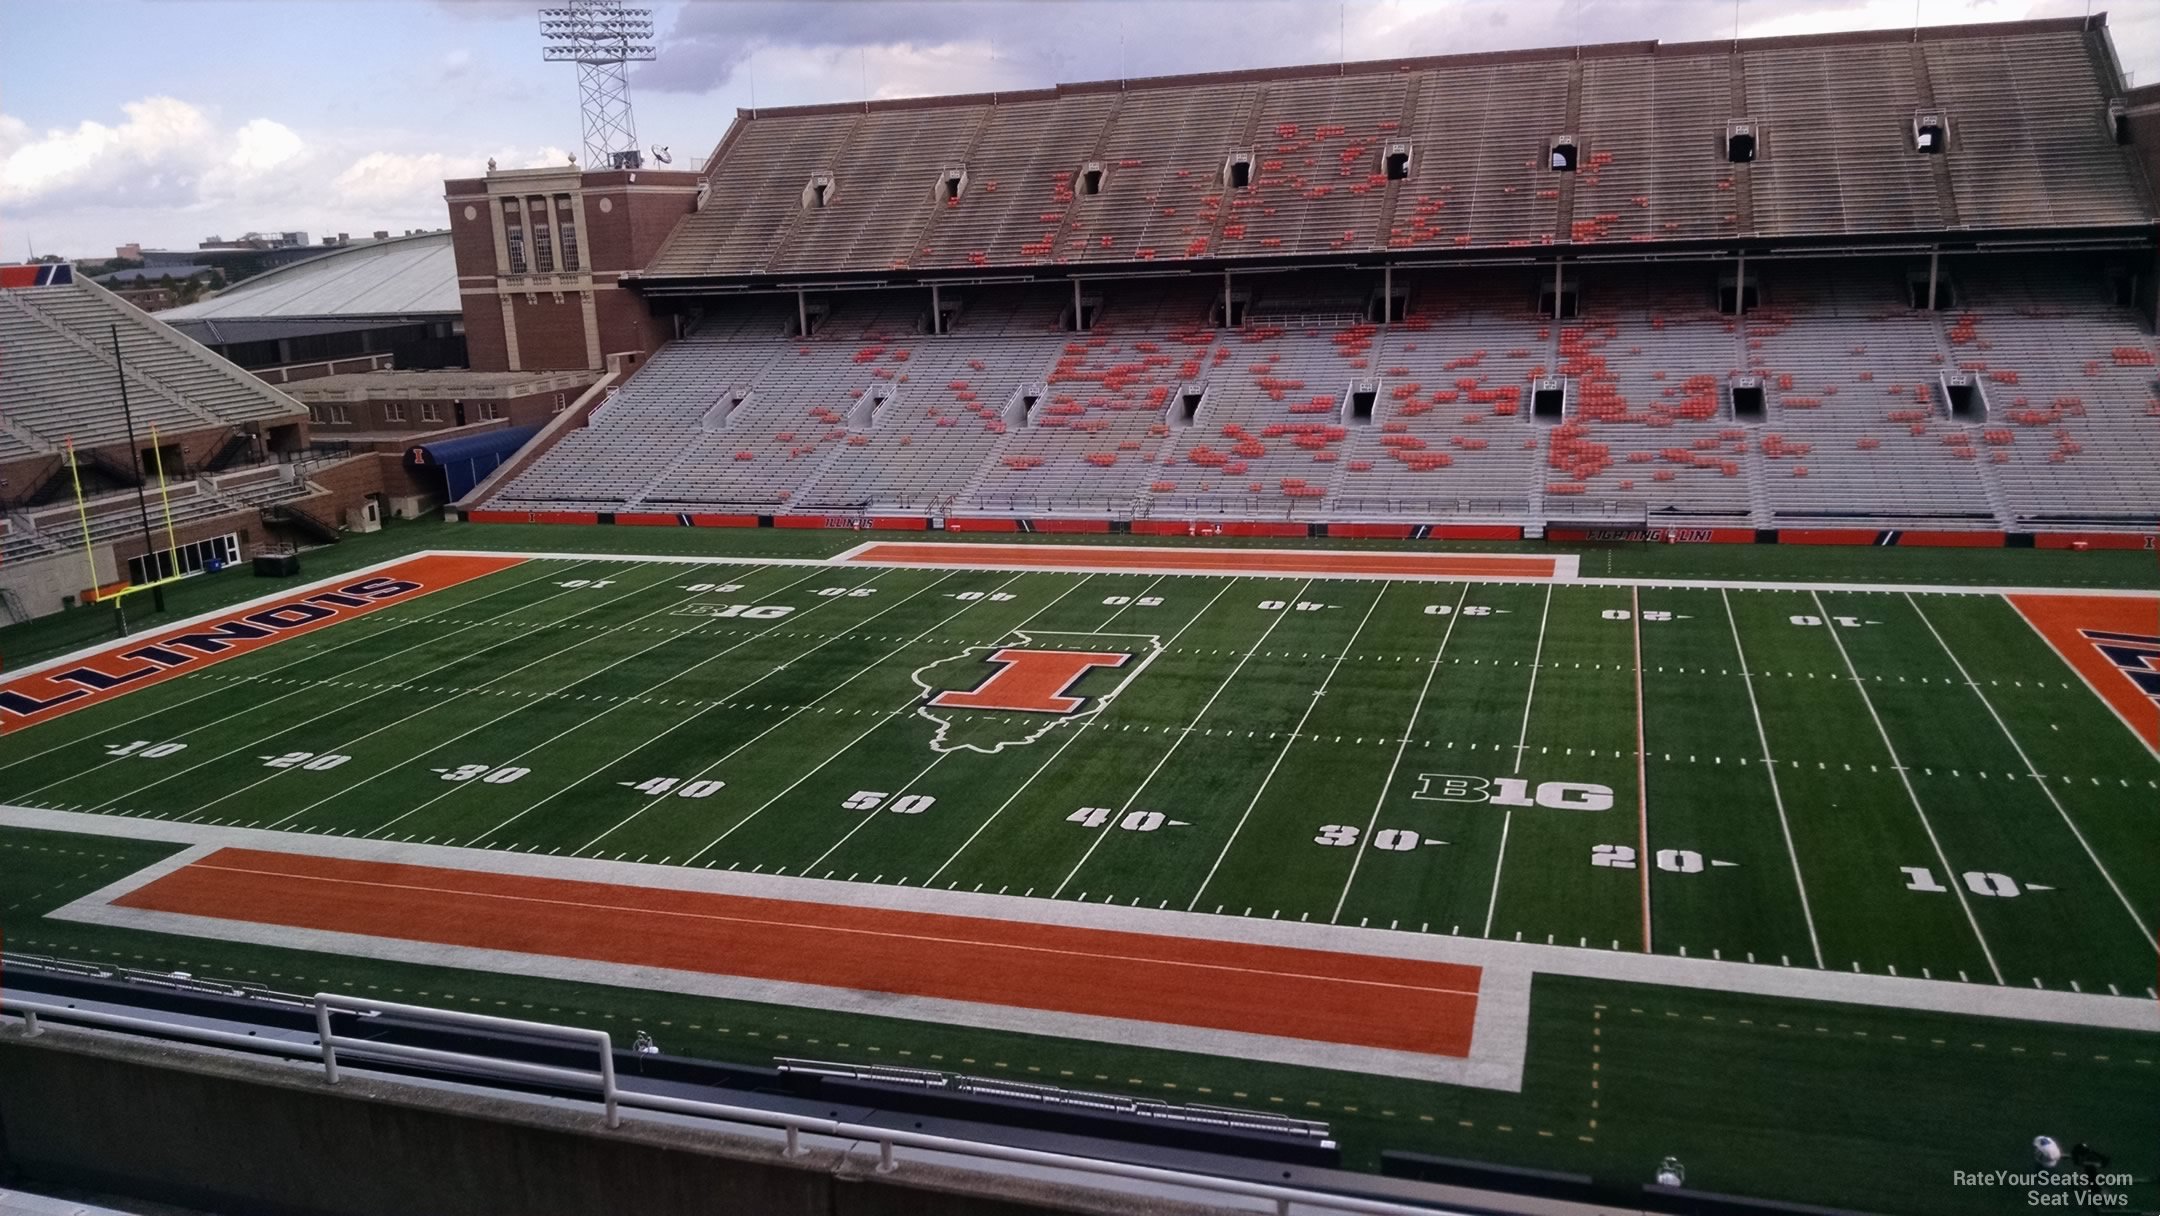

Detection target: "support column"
[1382, 264, 1393, 325]
[930, 282, 942, 335]
[1222, 270, 1233, 329]
[1553, 260, 1565, 320]
[1926, 248, 1940, 310]
[1072, 278, 1084, 332]
[797, 289, 809, 338]
[1735, 250, 1747, 318]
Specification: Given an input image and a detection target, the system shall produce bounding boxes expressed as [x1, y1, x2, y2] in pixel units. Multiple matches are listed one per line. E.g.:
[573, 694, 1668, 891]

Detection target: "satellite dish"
[652, 145, 672, 165]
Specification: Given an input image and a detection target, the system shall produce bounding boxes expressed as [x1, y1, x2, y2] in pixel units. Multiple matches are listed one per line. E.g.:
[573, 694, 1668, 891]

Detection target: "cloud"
[0, 96, 218, 211]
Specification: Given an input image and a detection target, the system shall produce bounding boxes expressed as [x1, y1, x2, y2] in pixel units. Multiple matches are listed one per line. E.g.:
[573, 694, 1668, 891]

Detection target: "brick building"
[444, 164, 703, 373]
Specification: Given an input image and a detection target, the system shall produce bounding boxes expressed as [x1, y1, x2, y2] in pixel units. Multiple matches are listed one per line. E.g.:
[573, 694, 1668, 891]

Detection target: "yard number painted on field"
[620, 776, 725, 798]
[555, 579, 615, 589]
[435, 763, 530, 784]
[1603, 609, 1680, 621]
[1790, 614, 1875, 628]
[262, 751, 351, 771]
[105, 739, 187, 759]
[1314, 825, 1445, 850]
[1899, 865, 2044, 897]
[1102, 595, 1163, 607]
[1259, 600, 1332, 611]
[1425, 605, 1495, 616]
[681, 582, 744, 593]
[844, 790, 937, 814]
[1068, 806, 1187, 831]
[1590, 845, 1737, 873]
[1413, 773, 1615, 810]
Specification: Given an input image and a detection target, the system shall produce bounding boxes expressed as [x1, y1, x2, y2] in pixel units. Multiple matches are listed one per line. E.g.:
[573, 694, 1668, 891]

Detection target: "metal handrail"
[3, 991, 1466, 1216]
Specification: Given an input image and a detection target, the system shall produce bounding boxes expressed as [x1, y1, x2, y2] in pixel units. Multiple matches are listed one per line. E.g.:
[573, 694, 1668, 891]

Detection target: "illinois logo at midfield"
[912, 631, 1162, 754]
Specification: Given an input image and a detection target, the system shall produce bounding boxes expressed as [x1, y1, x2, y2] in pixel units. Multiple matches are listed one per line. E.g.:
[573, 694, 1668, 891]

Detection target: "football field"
[5, 542, 2154, 1014]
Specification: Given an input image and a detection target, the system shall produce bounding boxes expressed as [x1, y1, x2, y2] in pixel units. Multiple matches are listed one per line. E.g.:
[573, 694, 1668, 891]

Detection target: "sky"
[1, 0, 2152, 259]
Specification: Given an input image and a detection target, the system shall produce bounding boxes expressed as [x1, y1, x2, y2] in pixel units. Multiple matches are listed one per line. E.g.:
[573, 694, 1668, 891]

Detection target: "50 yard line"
[921, 577, 1233, 888]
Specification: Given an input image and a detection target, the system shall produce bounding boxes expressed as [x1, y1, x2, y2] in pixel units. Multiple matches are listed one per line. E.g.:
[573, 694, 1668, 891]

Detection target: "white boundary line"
[1721, 588, 1826, 969]
[1185, 583, 1389, 912]
[1333, 582, 1471, 926]
[1904, 592, 2154, 951]
[1810, 590, 2004, 984]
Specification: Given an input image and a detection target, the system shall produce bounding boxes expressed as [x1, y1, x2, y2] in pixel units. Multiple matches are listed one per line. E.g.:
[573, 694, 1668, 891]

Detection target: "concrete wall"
[0, 542, 118, 617]
[0, 1027, 1149, 1216]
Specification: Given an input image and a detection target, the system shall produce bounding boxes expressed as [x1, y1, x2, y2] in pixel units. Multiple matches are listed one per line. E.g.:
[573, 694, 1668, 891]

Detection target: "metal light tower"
[539, 1, 655, 170]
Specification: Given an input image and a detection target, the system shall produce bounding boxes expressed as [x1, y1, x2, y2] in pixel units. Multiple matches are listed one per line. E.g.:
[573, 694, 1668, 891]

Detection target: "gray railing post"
[877, 1138, 897, 1174]
[22, 1009, 38, 1037]
[597, 1034, 619, 1128]
[784, 1124, 802, 1158]
[314, 997, 338, 1084]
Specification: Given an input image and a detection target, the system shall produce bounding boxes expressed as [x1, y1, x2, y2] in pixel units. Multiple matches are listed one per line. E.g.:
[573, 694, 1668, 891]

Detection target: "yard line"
[1811, 590, 2004, 984]
[449, 567, 884, 844]
[567, 572, 969, 854]
[202, 563, 711, 825]
[278, 569, 781, 836]
[570, 570, 989, 855]
[1907, 593, 2153, 949]
[1050, 579, 1315, 899]
[804, 750, 956, 874]
[1480, 582, 1554, 938]
[1186, 583, 1388, 911]
[1510, 584, 1555, 773]
[58, 563, 677, 811]
[1722, 588, 1825, 968]
[1332, 582, 1469, 925]
[0, 558, 588, 780]
[1630, 586, 1652, 955]
[675, 571, 1039, 867]
[922, 579, 1235, 887]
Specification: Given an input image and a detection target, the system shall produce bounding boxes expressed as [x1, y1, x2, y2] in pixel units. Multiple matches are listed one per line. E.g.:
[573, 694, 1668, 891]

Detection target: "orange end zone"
[117, 849, 1481, 1058]
[0, 554, 525, 732]
[847, 542, 1556, 581]
[2008, 593, 2160, 751]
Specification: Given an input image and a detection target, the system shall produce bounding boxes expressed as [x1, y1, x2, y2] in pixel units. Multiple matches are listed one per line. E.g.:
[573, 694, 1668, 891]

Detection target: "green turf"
[2, 542, 2155, 1214]
[3, 823, 2152, 1215]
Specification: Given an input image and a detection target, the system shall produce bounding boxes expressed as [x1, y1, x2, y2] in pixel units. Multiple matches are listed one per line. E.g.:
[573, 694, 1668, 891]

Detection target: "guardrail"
[3, 991, 1466, 1216]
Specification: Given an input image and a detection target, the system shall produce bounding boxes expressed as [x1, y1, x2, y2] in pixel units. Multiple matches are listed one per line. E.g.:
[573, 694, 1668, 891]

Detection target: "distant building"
[162, 231, 465, 383]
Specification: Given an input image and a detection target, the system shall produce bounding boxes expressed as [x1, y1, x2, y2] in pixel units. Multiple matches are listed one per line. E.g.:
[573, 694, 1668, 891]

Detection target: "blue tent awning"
[404, 425, 540, 501]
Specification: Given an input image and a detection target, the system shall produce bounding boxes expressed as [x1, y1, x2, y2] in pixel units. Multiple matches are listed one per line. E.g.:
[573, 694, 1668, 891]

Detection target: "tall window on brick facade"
[385, 402, 405, 422]
[556, 196, 580, 271]
[530, 196, 555, 272]
[503, 199, 527, 273]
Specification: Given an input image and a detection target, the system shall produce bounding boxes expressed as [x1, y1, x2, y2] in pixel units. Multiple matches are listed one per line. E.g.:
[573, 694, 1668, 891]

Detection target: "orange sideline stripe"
[849, 543, 1556, 580]
[118, 849, 1482, 1057]
[0, 554, 525, 732]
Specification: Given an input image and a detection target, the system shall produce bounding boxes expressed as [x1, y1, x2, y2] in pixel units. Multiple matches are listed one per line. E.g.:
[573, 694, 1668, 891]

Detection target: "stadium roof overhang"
[626, 222, 2159, 299]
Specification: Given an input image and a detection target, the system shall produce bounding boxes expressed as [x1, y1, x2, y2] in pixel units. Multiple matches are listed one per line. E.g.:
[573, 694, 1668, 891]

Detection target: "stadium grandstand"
[458, 14, 2160, 538]
[0, 264, 469, 618]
